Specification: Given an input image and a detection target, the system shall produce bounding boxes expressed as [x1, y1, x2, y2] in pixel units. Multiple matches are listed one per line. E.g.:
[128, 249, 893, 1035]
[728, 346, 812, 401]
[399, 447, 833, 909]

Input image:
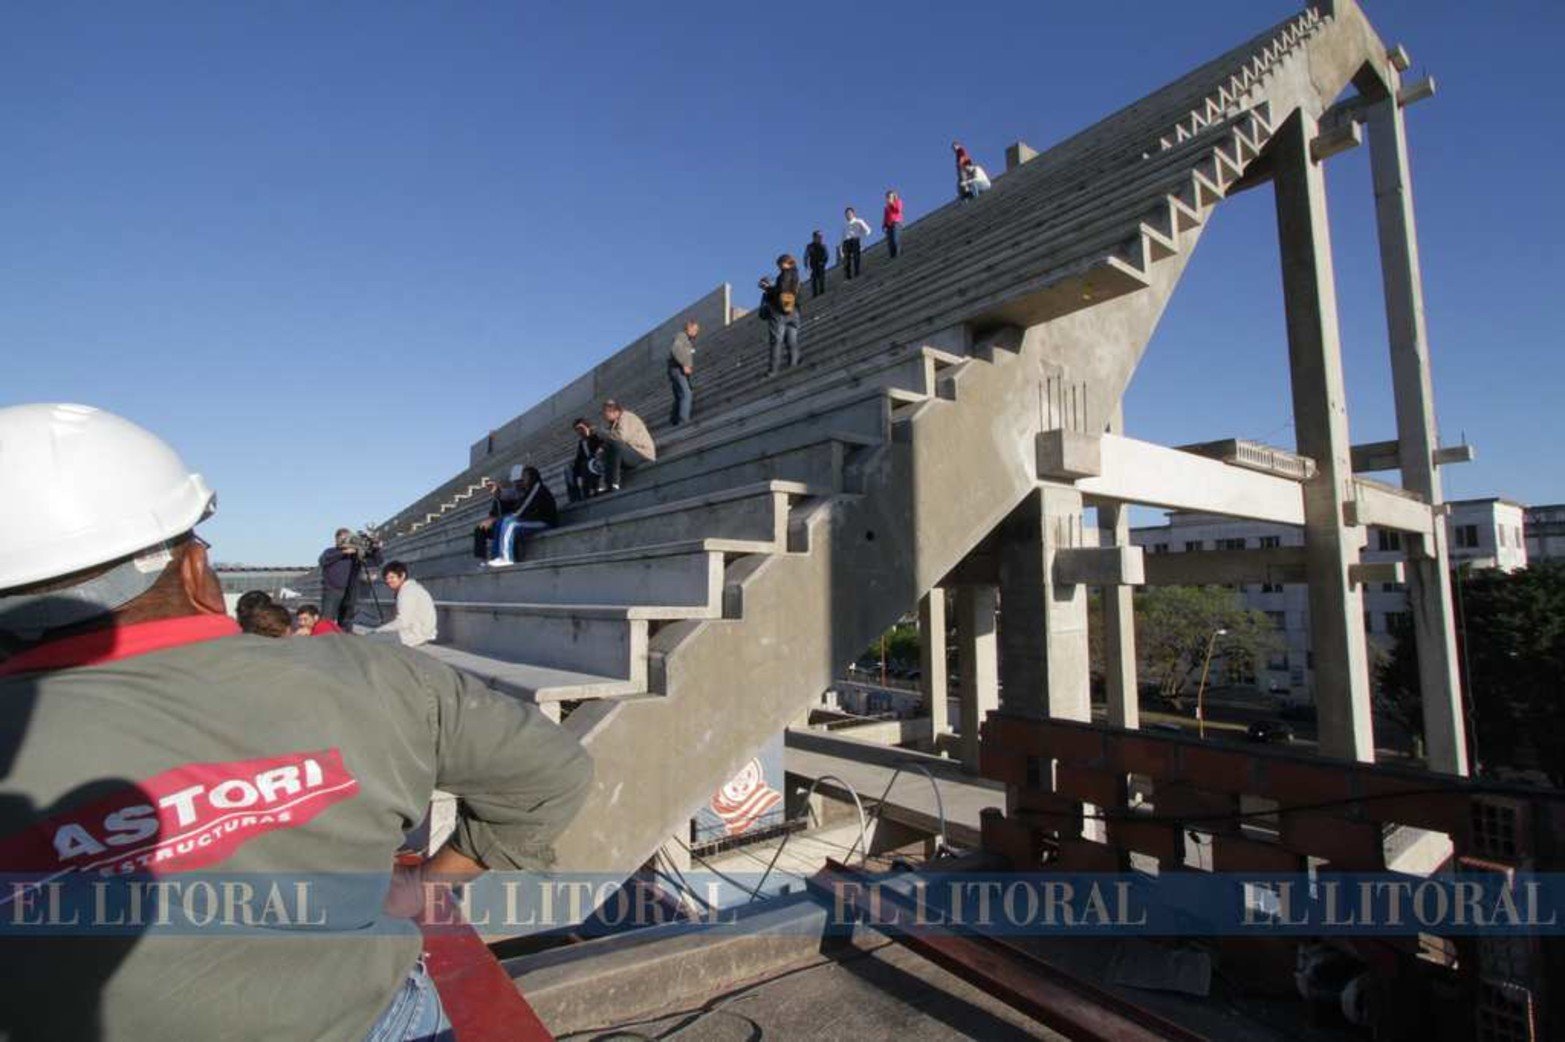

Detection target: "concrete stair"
[337, 4, 1392, 885]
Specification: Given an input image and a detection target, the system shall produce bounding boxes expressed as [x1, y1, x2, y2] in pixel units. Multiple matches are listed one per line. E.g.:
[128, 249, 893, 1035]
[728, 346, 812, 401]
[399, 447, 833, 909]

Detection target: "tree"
[1134, 586, 1281, 696]
[1378, 561, 1565, 785]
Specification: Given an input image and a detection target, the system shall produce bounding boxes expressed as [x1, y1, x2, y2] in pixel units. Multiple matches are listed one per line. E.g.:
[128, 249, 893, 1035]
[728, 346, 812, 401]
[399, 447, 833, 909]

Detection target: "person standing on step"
[841, 207, 871, 279]
[486, 465, 558, 566]
[668, 318, 699, 427]
[473, 466, 525, 559]
[804, 231, 829, 298]
[882, 190, 905, 258]
[600, 399, 656, 491]
[566, 417, 605, 501]
[959, 158, 992, 201]
[758, 254, 803, 376]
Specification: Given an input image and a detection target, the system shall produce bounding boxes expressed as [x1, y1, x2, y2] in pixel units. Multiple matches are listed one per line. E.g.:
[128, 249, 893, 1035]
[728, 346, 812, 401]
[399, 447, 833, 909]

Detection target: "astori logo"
[0, 749, 359, 879]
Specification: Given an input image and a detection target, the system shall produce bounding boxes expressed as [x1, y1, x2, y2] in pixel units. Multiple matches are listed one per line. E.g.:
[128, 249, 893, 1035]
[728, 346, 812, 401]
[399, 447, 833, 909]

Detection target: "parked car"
[1247, 719, 1295, 744]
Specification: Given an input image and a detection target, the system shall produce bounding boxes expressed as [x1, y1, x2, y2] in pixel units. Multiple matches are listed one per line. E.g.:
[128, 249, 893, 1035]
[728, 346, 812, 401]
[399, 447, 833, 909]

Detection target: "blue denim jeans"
[364, 961, 454, 1042]
[669, 365, 693, 425]
[767, 312, 801, 373]
[885, 223, 901, 258]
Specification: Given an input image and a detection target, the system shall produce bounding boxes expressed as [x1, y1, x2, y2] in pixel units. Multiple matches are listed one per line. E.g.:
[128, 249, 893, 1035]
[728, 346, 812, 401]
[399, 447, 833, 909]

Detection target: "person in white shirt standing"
[370, 560, 438, 647]
[840, 207, 872, 280]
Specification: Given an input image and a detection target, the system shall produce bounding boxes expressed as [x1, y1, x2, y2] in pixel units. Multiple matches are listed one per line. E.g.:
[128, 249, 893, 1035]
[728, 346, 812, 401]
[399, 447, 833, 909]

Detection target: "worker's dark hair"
[236, 590, 272, 623]
[571, 417, 590, 428]
[297, 603, 320, 618]
[383, 561, 409, 580]
[602, 399, 621, 411]
[777, 254, 795, 267]
[249, 603, 293, 639]
[522, 466, 543, 484]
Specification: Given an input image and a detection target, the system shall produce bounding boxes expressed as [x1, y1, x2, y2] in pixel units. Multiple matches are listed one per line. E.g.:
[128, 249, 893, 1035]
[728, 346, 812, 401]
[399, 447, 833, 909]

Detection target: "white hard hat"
[0, 404, 216, 591]
[508, 463, 525, 483]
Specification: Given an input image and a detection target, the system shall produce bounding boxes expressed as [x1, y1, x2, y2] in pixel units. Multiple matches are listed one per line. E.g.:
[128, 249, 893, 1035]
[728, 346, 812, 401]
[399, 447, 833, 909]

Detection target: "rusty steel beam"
[812, 862, 1210, 1042]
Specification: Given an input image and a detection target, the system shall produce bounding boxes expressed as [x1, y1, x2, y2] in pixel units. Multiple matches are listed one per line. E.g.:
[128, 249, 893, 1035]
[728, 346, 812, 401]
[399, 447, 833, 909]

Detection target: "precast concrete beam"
[1053, 546, 1145, 587]
[1035, 429, 1102, 481]
[1348, 561, 1405, 587]
[1076, 434, 1306, 525]
[1142, 546, 1307, 586]
[1311, 122, 1363, 163]
[1349, 438, 1475, 473]
[1097, 409, 1138, 730]
[1345, 481, 1436, 542]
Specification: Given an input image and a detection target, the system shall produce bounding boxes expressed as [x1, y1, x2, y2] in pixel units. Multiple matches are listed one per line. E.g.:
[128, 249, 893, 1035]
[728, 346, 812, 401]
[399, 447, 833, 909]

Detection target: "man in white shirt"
[370, 559, 438, 647]
[841, 206, 872, 280]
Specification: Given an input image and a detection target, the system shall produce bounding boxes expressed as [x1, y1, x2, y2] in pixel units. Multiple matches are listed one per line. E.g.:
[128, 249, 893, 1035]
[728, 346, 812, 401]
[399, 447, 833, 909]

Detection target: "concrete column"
[1098, 409, 1139, 730]
[955, 585, 999, 772]
[996, 485, 1091, 722]
[918, 590, 950, 741]
[1366, 97, 1469, 776]
[1272, 112, 1374, 762]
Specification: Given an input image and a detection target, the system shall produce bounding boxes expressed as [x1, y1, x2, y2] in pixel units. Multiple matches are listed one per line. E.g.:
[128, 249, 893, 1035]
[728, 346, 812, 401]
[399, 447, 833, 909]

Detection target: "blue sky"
[2, 1, 1560, 565]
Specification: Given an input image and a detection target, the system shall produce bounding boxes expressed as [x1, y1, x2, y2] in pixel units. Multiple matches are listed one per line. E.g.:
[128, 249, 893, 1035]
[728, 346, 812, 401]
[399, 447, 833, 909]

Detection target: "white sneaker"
[486, 557, 511, 567]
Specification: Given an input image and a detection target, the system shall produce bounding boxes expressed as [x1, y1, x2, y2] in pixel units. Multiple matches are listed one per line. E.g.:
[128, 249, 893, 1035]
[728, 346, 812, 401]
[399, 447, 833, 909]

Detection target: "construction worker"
[0, 404, 592, 1040]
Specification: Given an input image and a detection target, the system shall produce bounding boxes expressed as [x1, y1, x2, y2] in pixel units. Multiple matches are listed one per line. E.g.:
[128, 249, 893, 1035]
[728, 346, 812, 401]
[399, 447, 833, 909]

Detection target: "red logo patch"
[0, 749, 359, 879]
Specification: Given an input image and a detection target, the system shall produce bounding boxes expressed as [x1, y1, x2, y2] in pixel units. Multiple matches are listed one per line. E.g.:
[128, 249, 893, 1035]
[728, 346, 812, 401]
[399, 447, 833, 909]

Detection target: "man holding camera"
[319, 526, 379, 633]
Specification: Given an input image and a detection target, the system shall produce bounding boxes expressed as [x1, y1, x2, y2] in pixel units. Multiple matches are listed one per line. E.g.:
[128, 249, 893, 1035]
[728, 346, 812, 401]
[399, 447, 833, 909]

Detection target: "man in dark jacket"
[319, 527, 379, 632]
[804, 231, 829, 298]
[566, 417, 604, 501]
[487, 465, 558, 566]
[473, 466, 527, 559]
[758, 254, 803, 376]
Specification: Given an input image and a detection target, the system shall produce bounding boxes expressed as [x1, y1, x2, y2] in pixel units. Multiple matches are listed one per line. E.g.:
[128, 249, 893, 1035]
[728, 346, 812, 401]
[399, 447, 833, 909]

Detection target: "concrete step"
[416, 644, 646, 704]
[394, 480, 813, 567]
[435, 601, 658, 683]
[416, 538, 776, 611]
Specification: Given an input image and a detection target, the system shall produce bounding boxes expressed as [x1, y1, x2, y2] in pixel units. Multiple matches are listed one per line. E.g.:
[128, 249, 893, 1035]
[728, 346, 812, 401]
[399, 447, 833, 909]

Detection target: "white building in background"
[1129, 497, 1528, 704]
[1524, 503, 1565, 562]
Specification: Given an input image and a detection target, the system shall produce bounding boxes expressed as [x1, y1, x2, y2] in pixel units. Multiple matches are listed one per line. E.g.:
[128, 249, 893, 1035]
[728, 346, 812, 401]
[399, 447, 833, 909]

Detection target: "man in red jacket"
[295, 603, 344, 636]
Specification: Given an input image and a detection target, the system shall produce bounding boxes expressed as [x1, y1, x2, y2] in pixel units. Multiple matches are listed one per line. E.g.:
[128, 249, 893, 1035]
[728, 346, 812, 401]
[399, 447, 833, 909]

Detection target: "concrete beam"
[1053, 546, 1145, 587]
[1350, 438, 1475, 472]
[1141, 546, 1307, 586]
[1348, 561, 1405, 588]
[1388, 44, 1412, 72]
[1036, 429, 1103, 480]
[1397, 76, 1436, 108]
[1311, 121, 1362, 163]
[1076, 434, 1306, 525]
[1345, 481, 1436, 541]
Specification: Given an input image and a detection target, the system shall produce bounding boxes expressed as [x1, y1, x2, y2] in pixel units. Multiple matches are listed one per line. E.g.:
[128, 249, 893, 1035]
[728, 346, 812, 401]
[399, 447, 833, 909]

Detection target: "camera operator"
[318, 526, 381, 632]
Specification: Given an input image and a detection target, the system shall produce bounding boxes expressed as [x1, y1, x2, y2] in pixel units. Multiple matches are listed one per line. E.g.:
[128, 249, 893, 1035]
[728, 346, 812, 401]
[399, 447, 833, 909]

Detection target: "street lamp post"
[1195, 628, 1229, 739]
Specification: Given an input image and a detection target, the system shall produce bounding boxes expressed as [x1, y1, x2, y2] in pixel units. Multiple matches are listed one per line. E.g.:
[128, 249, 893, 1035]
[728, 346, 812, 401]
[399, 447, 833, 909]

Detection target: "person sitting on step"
[473, 465, 526, 559]
[599, 399, 656, 492]
[566, 417, 606, 501]
[486, 465, 558, 566]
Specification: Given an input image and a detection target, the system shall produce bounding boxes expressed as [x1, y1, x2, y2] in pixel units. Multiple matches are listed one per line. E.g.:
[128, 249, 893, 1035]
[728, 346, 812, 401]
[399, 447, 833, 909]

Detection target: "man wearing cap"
[0, 404, 592, 1040]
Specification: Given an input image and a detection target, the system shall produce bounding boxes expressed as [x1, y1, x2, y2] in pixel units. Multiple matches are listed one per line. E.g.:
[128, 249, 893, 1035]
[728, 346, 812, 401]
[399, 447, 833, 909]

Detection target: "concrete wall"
[468, 284, 733, 467]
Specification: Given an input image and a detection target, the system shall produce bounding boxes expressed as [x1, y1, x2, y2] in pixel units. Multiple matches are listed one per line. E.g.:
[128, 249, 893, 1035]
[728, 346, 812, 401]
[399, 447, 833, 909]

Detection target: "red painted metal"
[417, 886, 556, 1042]
[814, 861, 1210, 1042]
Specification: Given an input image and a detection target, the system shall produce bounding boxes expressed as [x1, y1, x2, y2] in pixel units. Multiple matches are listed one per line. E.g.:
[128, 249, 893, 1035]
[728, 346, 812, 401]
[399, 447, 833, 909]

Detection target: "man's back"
[0, 629, 589, 1040]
